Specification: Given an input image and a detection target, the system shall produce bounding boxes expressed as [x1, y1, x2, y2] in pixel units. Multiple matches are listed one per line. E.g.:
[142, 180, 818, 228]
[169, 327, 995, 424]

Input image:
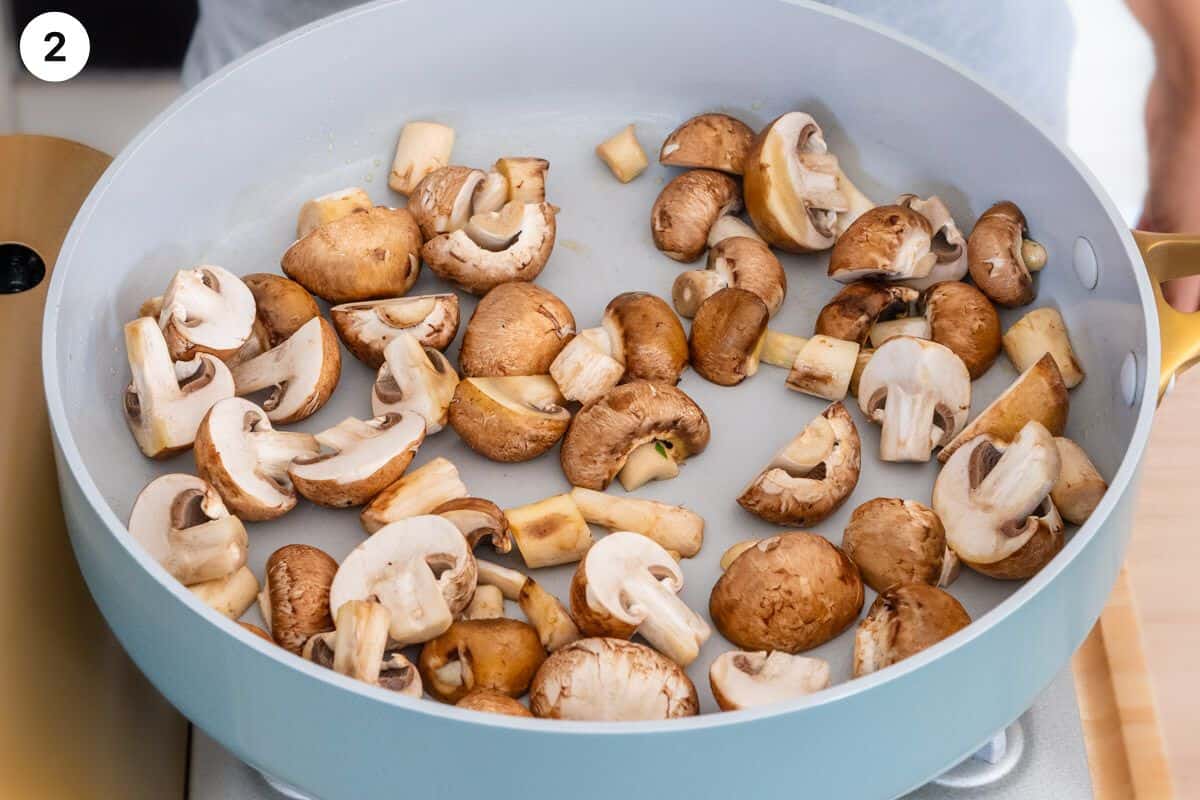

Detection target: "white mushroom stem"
[519, 579, 582, 651]
[759, 330, 808, 369]
[707, 215, 764, 247]
[463, 585, 505, 620]
[389, 121, 455, 196]
[252, 430, 322, 480]
[596, 124, 648, 183]
[360, 457, 468, 533]
[475, 559, 528, 600]
[878, 388, 942, 462]
[189, 566, 259, 620]
[495, 157, 549, 204]
[568, 487, 703, 557]
[869, 317, 931, 348]
[672, 270, 729, 318]
[1022, 239, 1048, 271]
[313, 417, 379, 452]
[618, 441, 681, 491]
[333, 600, 391, 683]
[785, 335, 859, 401]
[549, 326, 624, 405]
[506, 494, 595, 568]
[1002, 307, 1085, 389]
[1051, 437, 1107, 525]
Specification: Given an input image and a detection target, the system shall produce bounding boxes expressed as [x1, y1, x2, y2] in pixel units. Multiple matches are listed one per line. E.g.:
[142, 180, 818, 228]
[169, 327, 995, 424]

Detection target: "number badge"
[19, 12, 90, 82]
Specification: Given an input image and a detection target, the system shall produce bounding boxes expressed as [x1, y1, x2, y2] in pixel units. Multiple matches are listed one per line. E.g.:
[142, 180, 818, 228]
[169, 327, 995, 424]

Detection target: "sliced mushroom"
[459, 282, 575, 377]
[868, 316, 930, 348]
[230, 316, 341, 424]
[708, 215, 764, 247]
[297, 186, 373, 239]
[190, 565, 259, 619]
[457, 689, 533, 717]
[289, 413, 426, 508]
[505, 493, 595, 569]
[474, 560, 581, 651]
[194, 397, 319, 520]
[433, 498, 512, 554]
[673, 236, 786, 319]
[330, 294, 460, 369]
[260, 543, 338, 654]
[418, 618, 546, 703]
[230, 273, 321, 365]
[689, 288, 769, 385]
[157, 266, 257, 361]
[127, 474, 248, 586]
[388, 120, 455, 196]
[568, 487, 703, 557]
[1051, 437, 1107, 525]
[360, 457, 469, 534]
[967, 201, 1043, 307]
[924, 281, 1002, 379]
[1002, 307, 1085, 389]
[449, 376, 569, 463]
[853, 584, 971, 677]
[595, 124, 649, 183]
[857, 337, 971, 462]
[422, 202, 557, 295]
[604, 291, 689, 383]
[892, 194, 968, 289]
[529, 638, 699, 720]
[709, 651, 831, 711]
[559, 381, 711, 491]
[842, 498, 954, 593]
[828, 205, 935, 283]
[651, 169, 742, 262]
[330, 514, 477, 645]
[738, 401, 861, 526]
[814, 281, 920, 346]
[123, 317, 235, 459]
[371, 332, 459, 434]
[494, 157, 549, 204]
[785, 334, 860, 401]
[330, 599, 392, 684]
[408, 166, 489, 240]
[659, 113, 755, 174]
[548, 326, 625, 405]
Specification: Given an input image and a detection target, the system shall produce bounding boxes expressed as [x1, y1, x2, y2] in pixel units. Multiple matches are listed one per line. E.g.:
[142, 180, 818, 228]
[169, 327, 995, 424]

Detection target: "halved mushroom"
[709, 651, 831, 711]
[814, 281, 920, 346]
[407, 166, 490, 240]
[230, 316, 341, 424]
[422, 202, 558, 294]
[433, 498, 512, 554]
[895, 194, 968, 290]
[327, 601, 423, 697]
[689, 288, 769, 386]
[127, 474, 247, 585]
[738, 402, 861, 526]
[785, 334, 861, 401]
[659, 113, 755, 174]
[297, 187, 373, 239]
[673, 236, 786, 319]
[708, 215, 764, 247]
[194, 397, 319, 520]
[282, 206, 422, 303]
[388, 121, 455, 196]
[933, 421, 1065, 579]
[560, 381, 711, 491]
[457, 689, 532, 717]
[371, 332, 460, 434]
[604, 292, 689, 383]
[568, 487, 703, 557]
[828, 205, 936, 283]
[330, 294, 460, 369]
[857, 337, 971, 462]
[841, 498, 955, 593]
[1051, 437, 1107, 525]
[260, 543, 338, 653]
[710, 533, 863, 653]
[596, 124, 649, 183]
[494, 157, 549, 204]
[651, 169, 742, 262]
[123, 317, 235, 459]
[448, 375, 570, 462]
[967, 201, 1044, 307]
[743, 112, 874, 252]
[1002, 307, 1085, 389]
[289, 413, 426, 508]
[190, 565, 259, 619]
[330, 514, 477, 645]
[230, 273, 321, 366]
[569, 531, 710, 665]
[360, 457, 469, 534]
[505, 493, 595, 569]
[459, 282, 575, 377]
[157, 266, 256, 361]
[418, 618, 546, 703]
[853, 584, 971, 677]
[924, 281, 1002, 379]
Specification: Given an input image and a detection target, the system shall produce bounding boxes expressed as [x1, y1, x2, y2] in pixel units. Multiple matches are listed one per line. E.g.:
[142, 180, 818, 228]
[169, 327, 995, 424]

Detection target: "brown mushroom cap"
[431, 497, 512, 553]
[659, 113, 755, 174]
[242, 273, 320, 349]
[604, 292, 689, 383]
[841, 498, 948, 593]
[967, 201, 1035, 307]
[707, 236, 787, 316]
[814, 281, 920, 345]
[559, 381, 711, 490]
[651, 169, 742, 262]
[852, 584, 970, 677]
[828, 205, 933, 282]
[408, 165, 484, 240]
[281, 207, 422, 303]
[447, 376, 570, 462]
[456, 689, 533, 717]
[263, 544, 338, 654]
[689, 288, 769, 386]
[709, 532, 864, 653]
[417, 618, 546, 703]
[458, 282, 575, 377]
[923, 281, 1002, 379]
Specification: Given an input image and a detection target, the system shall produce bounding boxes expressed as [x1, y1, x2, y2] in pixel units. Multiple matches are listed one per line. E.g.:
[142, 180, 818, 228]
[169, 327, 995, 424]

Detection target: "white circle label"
[19, 12, 90, 82]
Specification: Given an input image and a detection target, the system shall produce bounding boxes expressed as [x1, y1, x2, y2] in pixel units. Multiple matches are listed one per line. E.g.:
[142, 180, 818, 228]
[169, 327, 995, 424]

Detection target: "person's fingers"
[1162, 275, 1200, 312]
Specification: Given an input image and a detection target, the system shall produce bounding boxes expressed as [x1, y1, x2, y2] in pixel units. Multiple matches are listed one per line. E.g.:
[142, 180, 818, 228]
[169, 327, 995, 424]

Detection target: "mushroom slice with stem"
[494, 157, 549, 204]
[459, 282, 575, 377]
[895, 194, 968, 290]
[127, 474, 248, 586]
[933, 421, 1065, 579]
[738, 402, 861, 526]
[828, 205, 936, 283]
[505, 493, 595, 569]
[549, 326, 625, 405]
[596, 124, 649, 183]
[371, 332, 459, 434]
[568, 487, 703, 557]
[570, 531, 710, 666]
[853, 584, 971, 677]
[709, 651, 831, 711]
[422, 202, 557, 295]
[857, 336, 971, 462]
[388, 120, 455, 196]
[194, 397, 320, 520]
[815, 281, 921, 346]
[673, 236, 786, 318]
[659, 112, 755, 174]
[432, 498, 512, 554]
[157, 265, 256, 361]
[229, 273, 321, 366]
[190, 566, 259, 620]
[651, 169, 742, 262]
[559, 381, 711, 491]
[923, 281, 1002, 380]
[603, 292, 689, 384]
[689, 288, 769, 386]
[1002, 307, 1085, 389]
[418, 618, 546, 703]
[407, 165, 489, 240]
[330, 515, 477, 646]
[785, 334, 861, 401]
[1051, 437, 1107, 525]
[330, 294, 460, 369]
[967, 201, 1045, 307]
[457, 690, 532, 717]
[230, 316, 341, 425]
[123, 317, 235, 459]
[360, 457, 468, 534]
[841, 498, 955, 593]
[289, 413, 426, 508]
[259, 543, 338, 653]
[296, 186, 373, 239]
[448, 375, 570, 462]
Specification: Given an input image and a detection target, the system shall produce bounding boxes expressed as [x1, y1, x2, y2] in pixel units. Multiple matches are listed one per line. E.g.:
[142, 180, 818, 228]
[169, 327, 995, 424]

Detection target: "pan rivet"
[1072, 237, 1099, 290]
[1120, 352, 1140, 406]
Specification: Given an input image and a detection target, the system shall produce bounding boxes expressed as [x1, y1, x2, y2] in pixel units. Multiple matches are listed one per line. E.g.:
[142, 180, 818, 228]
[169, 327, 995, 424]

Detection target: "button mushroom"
[689, 288, 770, 386]
[596, 124, 649, 183]
[296, 186, 373, 239]
[651, 169, 742, 262]
[529, 638, 699, 720]
[856, 336, 971, 462]
[421, 201, 558, 295]
[329, 515, 477, 645]
[432, 497, 512, 554]
[457, 689, 533, 717]
[462, 585, 505, 620]
[360, 457, 469, 534]
[448, 376, 570, 462]
[458, 282, 575, 377]
[933, 421, 1065, 580]
[738, 401, 861, 526]
[659, 112, 755, 174]
[841, 498, 957, 593]
[371, 331, 459, 434]
[418, 618, 546, 703]
[259, 543, 338, 654]
[568, 487, 703, 557]
[127, 474, 248, 586]
[1051, 437, 1107, 525]
[559, 381, 711, 491]
[123, 317, 235, 459]
[230, 316, 342, 425]
[923, 280, 1002, 380]
[289, 413, 426, 508]
[853, 584, 971, 677]
[330, 293, 460, 369]
[156, 265, 257, 361]
[827, 205, 936, 283]
[815, 281, 921, 346]
[895, 194, 968, 290]
[967, 201, 1045, 307]
[505, 493, 595, 568]
[494, 157, 549, 204]
[673, 236, 786, 319]
[709, 651, 831, 711]
[229, 273, 321, 366]
[709, 532, 864, 653]
[1002, 306, 1085, 389]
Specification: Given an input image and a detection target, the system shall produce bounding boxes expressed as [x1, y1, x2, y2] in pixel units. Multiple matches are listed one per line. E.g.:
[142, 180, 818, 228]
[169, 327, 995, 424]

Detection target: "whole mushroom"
[841, 498, 957, 593]
[458, 282, 575, 377]
[651, 169, 742, 262]
[853, 584, 971, 677]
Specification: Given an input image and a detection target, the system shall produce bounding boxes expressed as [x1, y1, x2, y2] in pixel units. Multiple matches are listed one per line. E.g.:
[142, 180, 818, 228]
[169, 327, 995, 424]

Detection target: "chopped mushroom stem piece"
[568, 487, 703, 557]
[230, 316, 341, 424]
[709, 651, 831, 711]
[786, 335, 860, 401]
[371, 332, 459, 434]
[332, 600, 392, 684]
[719, 539, 762, 571]
[475, 560, 528, 600]
[505, 494, 594, 569]
[849, 348, 873, 397]
[759, 330, 808, 369]
[189, 565, 259, 619]
[463, 585, 505, 620]
[297, 187, 373, 239]
[549, 327, 625, 405]
[853, 585, 970, 677]
[1002, 307, 1085, 389]
[659, 113, 755, 174]
[289, 413, 426, 508]
[652, 169, 742, 262]
[619, 440, 681, 491]
[518, 579, 582, 651]
[360, 457, 468, 534]
[448, 375, 570, 462]
[330, 294, 460, 369]
[260, 544, 338, 653]
[494, 157, 549, 204]
[828, 205, 935, 283]
[596, 124, 648, 183]
[389, 121, 455, 196]
[1051, 437, 1107, 525]
[157, 266, 257, 360]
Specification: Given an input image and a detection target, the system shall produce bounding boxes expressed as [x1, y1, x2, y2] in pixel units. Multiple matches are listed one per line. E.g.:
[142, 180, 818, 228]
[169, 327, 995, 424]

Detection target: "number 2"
[44, 31, 66, 62]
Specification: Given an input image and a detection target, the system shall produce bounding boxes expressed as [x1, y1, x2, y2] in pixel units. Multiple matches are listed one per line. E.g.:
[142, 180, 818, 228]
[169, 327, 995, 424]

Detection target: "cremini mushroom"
[815, 281, 920, 346]
[259, 543, 338, 653]
[856, 337, 971, 462]
[328, 600, 423, 697]
[156, 266, 256, 361]
[360, 457, 468, 533]
[371, 332, 459, 434]
[659, 113, 755, 174]
[895, 194, 968, 290]
[708, 215, 764, 247]
[189, 566, 259, 619]
[462, 585, 505, 620]
[828, 205, 936, 283]
[457, 689, 533, 717]
[568, 487, 703, 557]
[504, 493, 595, 568]
[388, 120, 455, 196]
[330, 294, 460, 369]
[475, 560, 582, 652]
[841, 498, 956, 593]
[933, 421, 1065, 579]
[289, 413, 426, 508]
[128, 474, 248, 586]
[710, 533, 863, 653]
[194, 397, 320, 520]
[853, 584, 971, 677]
[924, 281, 1002, 380]
[529, 638, 699, 720]
[967, 201, 1044, 307]
[230, 273, 321, 365]
[448, 375, 570, 462]
[738, 402, 861, 526]
[1002, 307, 1085, 389]
[458, 282, 575, 377]
[559, 381, 711, 491]
[709, 651, 831, 711]
[494, 157, 549, 204]
[651, 169, 742, 262]
[408, 166, 492, 240]
[689, 288, 769, 385]
[422, 201, 558, 294]
[1051, 437, 1107, 525]
[230, 316, 341, 424]
[123, 317, 235, 459]
[784, 334, 861, 401]
[297, 187, 373, 239]
[596, 124, 649, 183]
[432, 497, 512, 554]
[330, 514, 477, 645]
[418, 618, 546, 703]
[673, 236, 786, 318]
